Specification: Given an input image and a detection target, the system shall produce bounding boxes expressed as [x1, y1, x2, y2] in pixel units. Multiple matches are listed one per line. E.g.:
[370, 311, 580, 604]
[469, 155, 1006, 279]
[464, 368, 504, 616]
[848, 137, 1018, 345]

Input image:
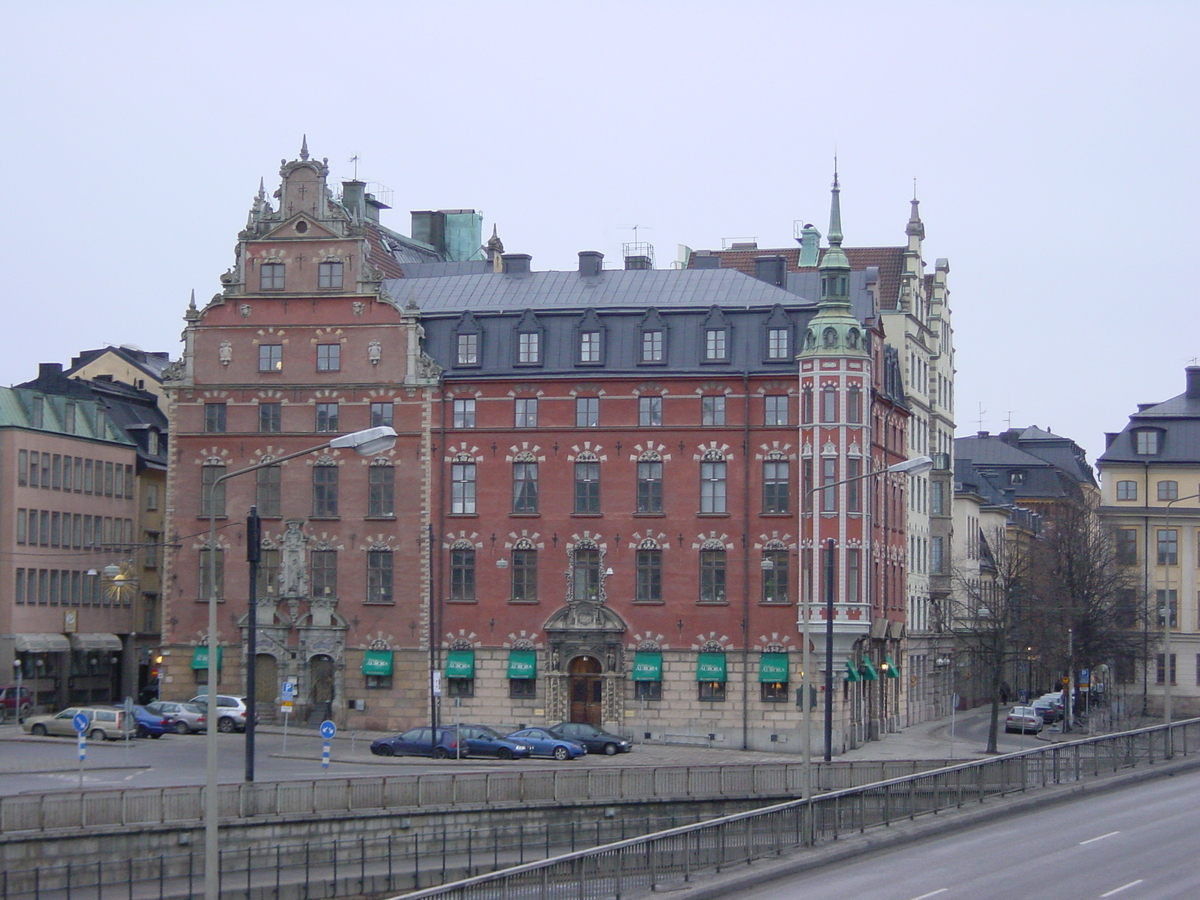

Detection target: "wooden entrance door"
[568, 656, 603, 725]
[308, 654, 334, 724]
[254, 654, 277, 709]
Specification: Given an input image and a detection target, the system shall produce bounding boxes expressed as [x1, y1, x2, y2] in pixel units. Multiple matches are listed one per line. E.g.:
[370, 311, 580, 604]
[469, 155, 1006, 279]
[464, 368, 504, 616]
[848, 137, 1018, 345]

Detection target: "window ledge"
[632, 600, 665, 605]
[364, 516, 397, 521]
[759, 512, 793, 518]
[633, 512, 666, 517]
[570, 512, 603, 518]
[507, 599, 541, 605]
[697, 512, 731, 518]
[446, 598, 478, 604]
[509, 513, 541, 518]
[447, 513, 479, 518]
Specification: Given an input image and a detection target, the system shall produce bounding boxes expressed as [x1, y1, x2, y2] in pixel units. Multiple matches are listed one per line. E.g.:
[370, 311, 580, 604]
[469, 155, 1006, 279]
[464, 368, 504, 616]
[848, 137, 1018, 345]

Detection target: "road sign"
[72, 712, 89, 735]
[319, 720, 336, 740]
[282, 682, 295, 701]
[432, 671, 442, 697]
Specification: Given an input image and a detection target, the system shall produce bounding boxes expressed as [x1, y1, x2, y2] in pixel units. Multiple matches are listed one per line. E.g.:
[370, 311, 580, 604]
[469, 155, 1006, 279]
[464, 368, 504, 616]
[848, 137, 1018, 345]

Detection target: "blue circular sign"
[319, 720, 336, 740]
[72, 712, 90, 734]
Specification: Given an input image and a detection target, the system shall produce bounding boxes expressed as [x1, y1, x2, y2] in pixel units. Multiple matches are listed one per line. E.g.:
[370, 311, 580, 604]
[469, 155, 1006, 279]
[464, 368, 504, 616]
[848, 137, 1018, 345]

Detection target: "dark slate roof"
[367, 224, 441, 276]
[388, 267, 881, 318]
[1098, 390, 1200, 465]
[67, 346, 172, 381]
[401, 261, 493, 279]
[955, 432, 1091, 504]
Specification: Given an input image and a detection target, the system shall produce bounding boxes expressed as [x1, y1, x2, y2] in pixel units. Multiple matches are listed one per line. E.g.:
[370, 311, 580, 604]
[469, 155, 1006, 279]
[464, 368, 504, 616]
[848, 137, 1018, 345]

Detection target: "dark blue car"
[451, 725, 532, 759]
[370, 726, 460, 759]
[507, 727, 587, 760]
[114, 704, 173, 738]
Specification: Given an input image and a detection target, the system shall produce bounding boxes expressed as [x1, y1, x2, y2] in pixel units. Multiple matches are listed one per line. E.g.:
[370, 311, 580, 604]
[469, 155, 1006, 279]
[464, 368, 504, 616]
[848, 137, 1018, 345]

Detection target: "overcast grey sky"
[2, 1, 1196, 470]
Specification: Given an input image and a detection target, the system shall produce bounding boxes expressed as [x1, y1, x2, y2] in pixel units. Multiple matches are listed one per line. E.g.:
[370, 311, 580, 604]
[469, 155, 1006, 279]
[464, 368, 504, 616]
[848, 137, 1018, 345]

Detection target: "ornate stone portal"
[542, 598, 628, 726]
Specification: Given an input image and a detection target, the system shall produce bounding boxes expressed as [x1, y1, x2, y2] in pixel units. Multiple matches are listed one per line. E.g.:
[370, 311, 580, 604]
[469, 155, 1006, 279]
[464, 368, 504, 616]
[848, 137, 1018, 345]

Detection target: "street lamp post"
[202, 426, 396, 900]
[802, 455, 932, 770]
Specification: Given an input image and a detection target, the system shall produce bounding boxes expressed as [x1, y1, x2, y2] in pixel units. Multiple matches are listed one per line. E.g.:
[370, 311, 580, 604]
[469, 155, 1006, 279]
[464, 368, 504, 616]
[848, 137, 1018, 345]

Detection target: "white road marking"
[910, 891, 948, 900]
[1080, 831, 1121, 845]
[1101, 881, 1143, 897]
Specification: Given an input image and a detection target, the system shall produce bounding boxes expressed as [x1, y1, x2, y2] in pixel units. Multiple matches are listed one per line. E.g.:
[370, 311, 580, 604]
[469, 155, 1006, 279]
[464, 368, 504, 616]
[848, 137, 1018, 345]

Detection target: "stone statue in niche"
[368, 340, 382, 364]
[279, 519, 309, 598]
[219, 341, 233, 366]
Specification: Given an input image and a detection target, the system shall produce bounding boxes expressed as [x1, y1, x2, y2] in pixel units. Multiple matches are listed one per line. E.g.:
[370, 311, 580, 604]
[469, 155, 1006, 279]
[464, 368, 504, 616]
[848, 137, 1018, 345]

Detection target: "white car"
[1004, 705, 1043, 734]
[23, 707, 135, 741]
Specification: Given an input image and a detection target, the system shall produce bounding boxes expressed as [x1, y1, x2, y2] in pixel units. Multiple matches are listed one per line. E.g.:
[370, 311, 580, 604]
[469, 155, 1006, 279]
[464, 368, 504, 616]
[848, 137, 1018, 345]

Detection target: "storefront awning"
[860, 656, 879, 681]
[362, 649, 393, 676]
[843, 658, 862, 682]
[507, 650, 537, 679]
[68, 633, 123, 652]
[12, 633, 70, 653]
[758, 652, 789, 683]
[632, 651, 663, 682]
[445, 649, 475, 678]
[696, 651, 727, 683]
[883, 654, 900, 679]
[191, 646, 223, 670]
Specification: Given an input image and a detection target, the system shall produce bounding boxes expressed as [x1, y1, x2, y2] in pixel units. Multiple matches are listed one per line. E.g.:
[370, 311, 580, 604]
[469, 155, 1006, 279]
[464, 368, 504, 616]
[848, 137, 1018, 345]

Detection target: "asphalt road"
[733, 767, 1200, 900]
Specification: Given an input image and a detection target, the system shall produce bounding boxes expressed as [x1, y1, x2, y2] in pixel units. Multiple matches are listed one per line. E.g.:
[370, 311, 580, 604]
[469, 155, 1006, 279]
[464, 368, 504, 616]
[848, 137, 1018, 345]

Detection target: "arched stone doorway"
[568, 656, 603, 725]
[308, 654, 335, 724]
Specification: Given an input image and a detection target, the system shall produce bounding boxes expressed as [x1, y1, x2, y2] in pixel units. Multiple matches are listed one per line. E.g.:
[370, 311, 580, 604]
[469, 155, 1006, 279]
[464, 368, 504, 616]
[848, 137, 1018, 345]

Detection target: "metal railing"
[394, 718, 1200, 900]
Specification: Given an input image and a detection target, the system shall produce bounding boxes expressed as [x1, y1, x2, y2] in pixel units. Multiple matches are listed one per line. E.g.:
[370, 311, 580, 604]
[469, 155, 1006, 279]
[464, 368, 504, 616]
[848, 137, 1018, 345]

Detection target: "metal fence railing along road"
[395, 718, 1200, 900]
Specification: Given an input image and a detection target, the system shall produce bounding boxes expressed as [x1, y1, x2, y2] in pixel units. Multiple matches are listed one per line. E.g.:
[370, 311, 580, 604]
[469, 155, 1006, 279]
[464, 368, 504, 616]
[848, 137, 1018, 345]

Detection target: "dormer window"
[318, 261, 344, 290]
[704, 328, 728, 362]
[457, 333, 479, 366]
[1135, 430, 1160, 455]
[579, 331, 601, 364]
[767, 327, 790, 359]
[1009, 471, 1026, 486]
[260, 262, 285, 291]
[518, 332, 540, 364]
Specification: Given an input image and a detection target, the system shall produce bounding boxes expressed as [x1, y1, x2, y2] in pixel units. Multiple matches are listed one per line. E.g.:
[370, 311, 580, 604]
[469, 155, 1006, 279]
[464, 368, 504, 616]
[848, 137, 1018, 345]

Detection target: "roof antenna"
[350, 154, 360, 180]
[976, 402, 986, 432]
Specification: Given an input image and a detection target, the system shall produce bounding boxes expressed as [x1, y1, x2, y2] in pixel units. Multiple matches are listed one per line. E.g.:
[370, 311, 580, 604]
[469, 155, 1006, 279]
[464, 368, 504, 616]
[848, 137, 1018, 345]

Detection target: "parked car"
[0, 685, 33, 724]
[507, 727, 587, 760]
[370, 726, 460, 759]
[548, 722, 632, 755]
[119, 704, 173, 739]
[1004, 706, 1043, 734]
[1031, 696, 1063, 724]
[22, 707, 135, 741]
[188, 695, 249, 733]
[448, 725, 532, 759]
[145, 700, 206, 734]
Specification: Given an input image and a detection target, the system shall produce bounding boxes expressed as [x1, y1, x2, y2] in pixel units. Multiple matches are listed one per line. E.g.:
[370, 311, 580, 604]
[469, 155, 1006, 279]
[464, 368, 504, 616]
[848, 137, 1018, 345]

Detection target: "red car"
[0, 685, 33, 724]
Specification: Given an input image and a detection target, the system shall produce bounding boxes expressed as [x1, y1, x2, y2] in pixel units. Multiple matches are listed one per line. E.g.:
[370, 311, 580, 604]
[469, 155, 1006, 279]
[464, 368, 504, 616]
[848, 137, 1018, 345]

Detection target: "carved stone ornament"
[368, 340, 382, 364]
[279, 520, 309, 598]
[240, 304, 252, 318]
[219, 341, 233, 366]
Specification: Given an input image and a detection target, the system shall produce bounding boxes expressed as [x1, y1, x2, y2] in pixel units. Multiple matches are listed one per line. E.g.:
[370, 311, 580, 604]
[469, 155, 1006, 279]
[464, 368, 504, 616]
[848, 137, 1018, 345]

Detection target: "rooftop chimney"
[341, 181, 366, 220]
[1186, 366, 1200, 399]
[754, 255, 786, 287]
[797, 224, 821, 267]
[578, 251, 604, 277]
[502, 253, 532, 274]
[39, 362, 64, 379]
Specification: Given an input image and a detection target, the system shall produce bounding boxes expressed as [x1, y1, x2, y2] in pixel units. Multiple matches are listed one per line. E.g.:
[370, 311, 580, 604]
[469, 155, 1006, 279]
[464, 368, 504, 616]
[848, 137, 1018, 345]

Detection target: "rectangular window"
[512, 462, 539, 513]
[764, 395, 788, 426]
[514, 398, 538, 428]
[847, 385, 863, 423]
[457, 333, 479, 365]
[51, 455, 62, 490]
[702, 395, 726, 426]
[762, 549, 788, 604]
[73, 457, 83, 492]
[518, 332, 540, 364]
[846, 458, 862, 512]
[639, 396, 662, 427]
[30, 452, 41, 487]
[699, 680, 726, 701]
[763, 460, 790, 513]
[64, 402, 76, 433]
[254, 465, 280, 517]
[317, 260, 344, 289]
[256, 549, 280, 599]
[579, 331, 601, 363]
[1158, 480, 1179, 501]
[447, 678, 474, 698]
[641, 330, 663, 362]
[761, 681, 789, 702]
[1116, 528, 1138, 565]
[201, 466, 226, 517]
[30, 396, 44, 427]
[699, 549, 727, 603]
[802, 388, 813, 424]
[316, 344, 341, 372]
[16, 509, 27, 544]
[204, 403, 226, 433]
[931, 480, 946, 515]
[511, 549, 537, 602]
[1157, 528, 1178, 565]
[704, 328, 727, 361]
[1156, 589, 1178, 627]
[574, 461, 600, 514]
[450, 549, 476, 601]
[370, 401, 393, 429]
[821, 458, 838, 512]
[199, 548, 224, 600]
[820, 385, 838, 422]
[310, 550, 337, 599]
[17, 449, 28, 486]
[636, 549, 662, 603]
[636, 680, 662, 700]
[1157, 653, 1177, 684]
[931, 536, 945, 574]
[367, 549, 396, 607]
[637, 460, 663, 513]
[847, 548, 862, 603]
[453, 399, 476, 428]
[312, 465, 338, 516]
[368, 465, 395, 517]
[767, 327, 789, 360]
[260, 262, 285, 290]
[451, 463, 476, 514]
[1116, 480, 1137, 501]
[259, 344, 283, 372]
[509, 678, 536, 699]
[572, 548, 600, 601]
[701, 460, 727, 513]
[145, 483, 159, 511]
[1136, 431, 1159, 455]
[256, 402, 281, 433]
[61, 456, 73, 492]
[576, 397, 599, 427]
[315, 402, 339, 433]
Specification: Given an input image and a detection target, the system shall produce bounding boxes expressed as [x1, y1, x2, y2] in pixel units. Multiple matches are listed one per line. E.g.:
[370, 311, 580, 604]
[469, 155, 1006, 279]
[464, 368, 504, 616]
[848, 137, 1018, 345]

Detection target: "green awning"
[445, 649, 475, 678]
[632, 651, 663, 681]
[883, 654, 900, 679]
[191, 646, 223, 670]
[759, 652, 789, 683]
[696, 652, 727, 683]
[507, 650, 537, 679]
[362, 649, 393, 676]
[860, 656, 879, 681]
[843, 658, 861, 682]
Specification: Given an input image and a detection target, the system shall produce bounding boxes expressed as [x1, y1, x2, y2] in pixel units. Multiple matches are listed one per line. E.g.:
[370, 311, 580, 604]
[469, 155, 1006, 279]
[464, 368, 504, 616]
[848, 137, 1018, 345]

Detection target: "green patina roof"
[0, 387, 133, 445]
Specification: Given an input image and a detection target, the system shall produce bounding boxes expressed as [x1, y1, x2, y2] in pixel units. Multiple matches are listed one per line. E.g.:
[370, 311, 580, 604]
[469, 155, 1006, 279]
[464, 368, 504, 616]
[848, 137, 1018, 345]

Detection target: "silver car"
[22, 707, 135, 741]
[188, 695, 249, 733]
[1004, 705, 1043, 734]
[145, 700, 207, 734]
